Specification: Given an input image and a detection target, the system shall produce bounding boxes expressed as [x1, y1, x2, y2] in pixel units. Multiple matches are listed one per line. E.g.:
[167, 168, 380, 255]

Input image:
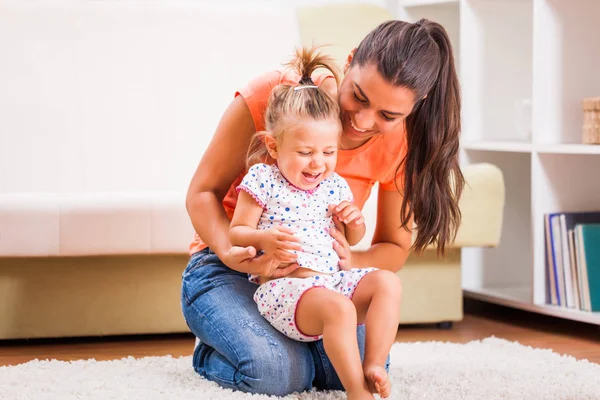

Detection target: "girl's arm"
[330, 200, 366, 247]
[344, 223, 366, 247]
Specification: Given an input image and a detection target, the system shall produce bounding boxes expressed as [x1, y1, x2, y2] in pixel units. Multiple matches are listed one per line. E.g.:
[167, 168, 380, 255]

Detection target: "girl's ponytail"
[246, 46, 342, 169]
[285, 46, 341, 87]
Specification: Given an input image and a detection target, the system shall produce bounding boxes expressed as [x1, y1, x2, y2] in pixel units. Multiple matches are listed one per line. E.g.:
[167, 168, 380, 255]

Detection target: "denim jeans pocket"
[183, 248, 214, 276]
[181, 248, 229, 306]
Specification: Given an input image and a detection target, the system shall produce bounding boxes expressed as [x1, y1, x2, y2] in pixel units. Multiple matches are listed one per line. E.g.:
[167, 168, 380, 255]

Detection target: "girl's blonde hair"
[246, 46, 342, 168]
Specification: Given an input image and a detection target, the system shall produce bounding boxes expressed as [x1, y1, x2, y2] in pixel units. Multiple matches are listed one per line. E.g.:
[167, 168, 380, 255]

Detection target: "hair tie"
[294, 85, 319, 91]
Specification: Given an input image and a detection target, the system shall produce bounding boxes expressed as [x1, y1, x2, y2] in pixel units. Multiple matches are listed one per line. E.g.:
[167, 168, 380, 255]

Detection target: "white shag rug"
[1, 337, 599, 400]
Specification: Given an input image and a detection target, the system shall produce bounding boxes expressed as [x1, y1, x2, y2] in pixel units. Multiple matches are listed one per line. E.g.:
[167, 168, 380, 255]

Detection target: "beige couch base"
[0, 255, 190, 339]
[0, 251, 461, 339]
[397, 248, 463, 324]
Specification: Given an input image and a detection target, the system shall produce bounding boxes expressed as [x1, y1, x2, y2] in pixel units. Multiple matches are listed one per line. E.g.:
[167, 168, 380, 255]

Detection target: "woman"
[181, 19, 463, 396]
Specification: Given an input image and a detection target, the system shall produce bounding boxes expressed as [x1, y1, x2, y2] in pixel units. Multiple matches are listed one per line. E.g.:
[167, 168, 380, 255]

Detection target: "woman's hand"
[329, 217, 353, 271]
[222, 245, 300, 278]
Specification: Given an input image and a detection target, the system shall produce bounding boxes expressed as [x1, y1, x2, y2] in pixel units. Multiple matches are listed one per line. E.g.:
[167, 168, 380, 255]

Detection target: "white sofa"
[0, 1, 504, 339]
[0, 1, 302, 258]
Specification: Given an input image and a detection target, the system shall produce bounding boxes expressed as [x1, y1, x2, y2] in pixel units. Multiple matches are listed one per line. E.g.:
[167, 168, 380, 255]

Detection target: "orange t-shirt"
[189, 70, 407, 255]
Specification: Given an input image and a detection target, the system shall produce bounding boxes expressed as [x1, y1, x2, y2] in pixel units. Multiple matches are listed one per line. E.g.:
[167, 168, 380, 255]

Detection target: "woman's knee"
[193, 312, 315, 396]
[239, 335, 315, 396]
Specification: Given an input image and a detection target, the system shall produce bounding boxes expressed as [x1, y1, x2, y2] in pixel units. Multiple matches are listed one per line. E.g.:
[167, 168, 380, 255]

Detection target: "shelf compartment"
[531, 153, 600, 305]
[533, 0, 600, 145]
[461, 152, 532, 292]
[461, 0, 533, 143]
[535, 154, 600, 219]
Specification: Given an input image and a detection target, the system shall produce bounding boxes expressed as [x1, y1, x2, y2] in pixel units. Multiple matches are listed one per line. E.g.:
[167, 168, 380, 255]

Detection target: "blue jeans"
[180, 248, 389, 396]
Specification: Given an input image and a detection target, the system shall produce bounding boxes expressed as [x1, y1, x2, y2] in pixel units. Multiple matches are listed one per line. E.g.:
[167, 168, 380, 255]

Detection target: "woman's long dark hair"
[352, 19, 464, 256]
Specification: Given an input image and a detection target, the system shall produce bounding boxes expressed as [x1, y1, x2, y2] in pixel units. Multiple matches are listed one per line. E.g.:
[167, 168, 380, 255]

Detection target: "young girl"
[228, 48, 402, 400]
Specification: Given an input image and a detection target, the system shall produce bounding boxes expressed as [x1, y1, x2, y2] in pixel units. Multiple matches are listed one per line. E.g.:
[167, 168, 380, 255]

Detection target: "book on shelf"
[544, 212, 600, 312]
[575, 224, 600, 312]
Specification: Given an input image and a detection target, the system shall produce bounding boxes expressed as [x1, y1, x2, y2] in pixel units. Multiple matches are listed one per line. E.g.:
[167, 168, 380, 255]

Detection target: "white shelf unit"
[462, 140, 533, 153]
[402, 0, 459, 7]
[462, 141, 600, 155]
[398, 0, 600, 325]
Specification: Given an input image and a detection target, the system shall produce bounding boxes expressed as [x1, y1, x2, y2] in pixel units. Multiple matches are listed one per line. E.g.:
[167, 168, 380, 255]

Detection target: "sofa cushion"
[0, 192, 192, 256]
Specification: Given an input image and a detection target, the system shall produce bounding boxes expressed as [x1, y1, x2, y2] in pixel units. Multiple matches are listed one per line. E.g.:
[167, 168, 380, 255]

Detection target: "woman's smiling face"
[338, 62, 417, 149]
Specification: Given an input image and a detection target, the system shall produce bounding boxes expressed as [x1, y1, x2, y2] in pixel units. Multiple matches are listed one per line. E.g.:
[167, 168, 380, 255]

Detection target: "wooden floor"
[1, 300, 599, 367]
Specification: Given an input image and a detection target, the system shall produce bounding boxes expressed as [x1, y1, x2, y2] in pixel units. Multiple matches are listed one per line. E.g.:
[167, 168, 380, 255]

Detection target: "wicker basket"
[583, 97, 600, 144]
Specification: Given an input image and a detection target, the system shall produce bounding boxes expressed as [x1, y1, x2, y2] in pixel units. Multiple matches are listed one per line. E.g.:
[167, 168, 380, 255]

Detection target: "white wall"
[0, 0, 397, 196]
[2, 1, 393, 196]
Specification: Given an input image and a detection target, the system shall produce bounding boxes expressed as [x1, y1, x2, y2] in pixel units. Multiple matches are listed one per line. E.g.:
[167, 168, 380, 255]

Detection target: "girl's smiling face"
[265, 116, 341, 191]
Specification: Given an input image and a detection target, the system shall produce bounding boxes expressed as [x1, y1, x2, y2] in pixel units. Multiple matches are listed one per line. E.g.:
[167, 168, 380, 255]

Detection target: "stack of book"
[544, 212, 600, 312]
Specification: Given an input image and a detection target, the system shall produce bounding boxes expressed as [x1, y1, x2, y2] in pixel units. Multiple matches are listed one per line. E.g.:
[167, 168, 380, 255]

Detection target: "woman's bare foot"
[364, 365, 391, 398]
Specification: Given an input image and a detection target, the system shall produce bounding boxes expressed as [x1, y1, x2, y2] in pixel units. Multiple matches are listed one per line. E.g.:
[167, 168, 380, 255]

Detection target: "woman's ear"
[343, 48, 357, 75]
[264, 134, 278, 159]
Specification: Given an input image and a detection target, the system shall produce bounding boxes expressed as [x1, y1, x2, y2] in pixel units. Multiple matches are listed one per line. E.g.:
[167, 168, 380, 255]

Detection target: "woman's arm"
[331, 186, 412, 272]
[353, 187, 412, 272]
[186, 96, 298, 277]
[186, 96, 253, 258]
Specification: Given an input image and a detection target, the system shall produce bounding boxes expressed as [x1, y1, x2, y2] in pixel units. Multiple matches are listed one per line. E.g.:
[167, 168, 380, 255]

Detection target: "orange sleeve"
[379, 130, 408, 192]
[235, 70, 283, 132]
[379, 166, 405, 192]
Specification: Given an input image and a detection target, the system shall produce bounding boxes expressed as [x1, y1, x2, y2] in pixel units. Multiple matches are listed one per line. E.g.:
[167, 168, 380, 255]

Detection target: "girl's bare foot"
[364, 365, 391, 398]
[346, 379, 376, 400]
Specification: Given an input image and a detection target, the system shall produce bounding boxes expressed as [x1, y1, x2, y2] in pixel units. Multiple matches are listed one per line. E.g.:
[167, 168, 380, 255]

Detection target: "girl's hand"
[223, 246, 300, 278]
[329, 217, 353, 271]
[330, 201, 365, 229]
[259, 226, 302, 263]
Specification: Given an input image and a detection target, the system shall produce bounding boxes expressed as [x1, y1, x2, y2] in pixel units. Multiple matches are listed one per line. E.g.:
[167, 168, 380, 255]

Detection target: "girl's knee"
[324, 294, 357, 321]
[370, 270, 402, 298]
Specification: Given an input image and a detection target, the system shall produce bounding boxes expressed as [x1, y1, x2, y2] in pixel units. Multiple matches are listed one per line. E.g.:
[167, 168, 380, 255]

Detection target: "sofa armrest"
[452, 163, 505, 248]
[412, 163, 505, 251]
